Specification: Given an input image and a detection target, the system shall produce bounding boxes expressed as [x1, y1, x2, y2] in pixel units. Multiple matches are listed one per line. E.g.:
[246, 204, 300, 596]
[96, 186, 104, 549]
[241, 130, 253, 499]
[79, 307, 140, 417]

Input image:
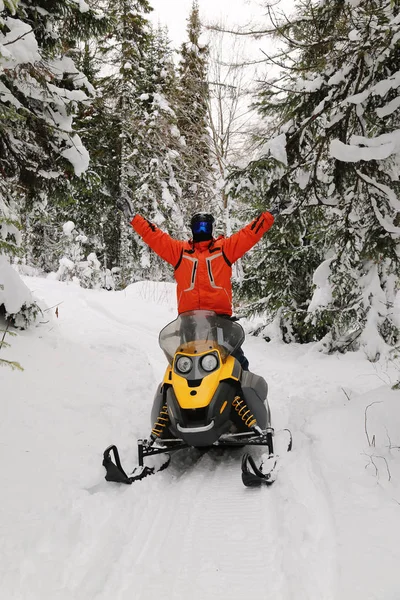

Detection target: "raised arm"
[223, 212, 275, 264]
[131, 215, 183, 267]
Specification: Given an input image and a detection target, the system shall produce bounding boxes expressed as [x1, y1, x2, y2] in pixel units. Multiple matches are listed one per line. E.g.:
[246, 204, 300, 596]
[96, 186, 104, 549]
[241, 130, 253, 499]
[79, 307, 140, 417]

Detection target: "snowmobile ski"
[241, 428, 293, 487]
[102, 444, 171, 484]
[241, 453, 276, 487]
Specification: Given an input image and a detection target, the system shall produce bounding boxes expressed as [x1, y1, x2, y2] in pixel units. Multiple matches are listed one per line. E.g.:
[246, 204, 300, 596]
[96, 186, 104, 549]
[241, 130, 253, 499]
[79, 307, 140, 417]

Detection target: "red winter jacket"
[131, 213, 274, 316]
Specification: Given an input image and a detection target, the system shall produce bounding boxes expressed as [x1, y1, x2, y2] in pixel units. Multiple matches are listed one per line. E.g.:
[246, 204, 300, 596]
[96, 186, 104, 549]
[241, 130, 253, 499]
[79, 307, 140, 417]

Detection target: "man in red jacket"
[118, 201, 288, 369]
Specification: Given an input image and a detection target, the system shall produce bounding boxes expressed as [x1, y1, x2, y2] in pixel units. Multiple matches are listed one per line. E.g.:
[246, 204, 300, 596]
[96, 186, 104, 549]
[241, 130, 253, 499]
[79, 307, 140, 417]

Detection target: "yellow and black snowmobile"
[103, 310, 291, 487]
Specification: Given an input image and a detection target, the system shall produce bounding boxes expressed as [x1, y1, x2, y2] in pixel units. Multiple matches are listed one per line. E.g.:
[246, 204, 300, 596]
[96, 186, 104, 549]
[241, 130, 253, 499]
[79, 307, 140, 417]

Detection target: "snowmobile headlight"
[176, 355, 193, 374]
[201, 353, 218, 372]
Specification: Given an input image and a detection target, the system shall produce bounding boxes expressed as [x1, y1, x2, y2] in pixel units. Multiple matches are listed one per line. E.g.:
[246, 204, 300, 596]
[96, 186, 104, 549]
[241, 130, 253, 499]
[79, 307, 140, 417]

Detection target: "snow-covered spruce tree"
[0, 0, 104, 323]
[98, 0, 154, 286]
[229, 165, 327, 341]
[122, 25, 186, 280]
[63, 13, 185, 286]
[48, 30, 122, 280]
[176, 1, 216, 217]
[230, 0, 400, 358]
[0, 0, 105, 210]
[49, 220, 112, 289]
[15, 3, 110, 276]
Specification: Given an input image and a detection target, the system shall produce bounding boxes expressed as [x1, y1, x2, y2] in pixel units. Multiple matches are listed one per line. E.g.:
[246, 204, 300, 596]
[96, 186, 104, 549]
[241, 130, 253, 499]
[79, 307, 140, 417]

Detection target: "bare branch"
[206, 24, 276, 38]
[341, 387, 351, 401]
[364, 453, 378, 477]
[365, 453, 391, 482]
[364, 401, 383, 447]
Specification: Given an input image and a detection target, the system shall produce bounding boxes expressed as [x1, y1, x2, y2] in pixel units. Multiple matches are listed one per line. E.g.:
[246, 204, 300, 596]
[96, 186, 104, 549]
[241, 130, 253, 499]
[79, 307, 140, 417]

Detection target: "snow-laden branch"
[330, 130, 400, 163]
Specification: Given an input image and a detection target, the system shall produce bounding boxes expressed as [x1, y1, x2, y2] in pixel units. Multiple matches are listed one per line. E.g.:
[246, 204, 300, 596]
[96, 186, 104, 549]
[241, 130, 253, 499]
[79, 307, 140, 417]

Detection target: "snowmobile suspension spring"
[151, 404, 169, 438]
[232, 396, 257, 428]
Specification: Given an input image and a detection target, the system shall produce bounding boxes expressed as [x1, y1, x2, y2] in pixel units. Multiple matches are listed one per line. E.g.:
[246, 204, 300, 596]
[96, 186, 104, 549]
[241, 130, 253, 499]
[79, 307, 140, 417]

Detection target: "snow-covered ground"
[1, 276, 400, 600]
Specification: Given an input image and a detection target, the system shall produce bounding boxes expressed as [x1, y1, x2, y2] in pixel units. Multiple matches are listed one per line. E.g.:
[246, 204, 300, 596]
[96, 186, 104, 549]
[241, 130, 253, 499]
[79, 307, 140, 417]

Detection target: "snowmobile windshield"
[159, 310, 245, 365]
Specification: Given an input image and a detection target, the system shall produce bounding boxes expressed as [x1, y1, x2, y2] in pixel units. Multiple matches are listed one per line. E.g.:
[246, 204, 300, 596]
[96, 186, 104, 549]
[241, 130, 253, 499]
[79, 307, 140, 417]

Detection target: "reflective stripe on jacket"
[131, 213, 274, 316]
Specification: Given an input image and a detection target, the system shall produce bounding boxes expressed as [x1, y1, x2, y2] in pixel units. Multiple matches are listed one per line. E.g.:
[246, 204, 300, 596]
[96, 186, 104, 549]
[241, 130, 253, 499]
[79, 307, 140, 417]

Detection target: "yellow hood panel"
[170, 353, 239, 409]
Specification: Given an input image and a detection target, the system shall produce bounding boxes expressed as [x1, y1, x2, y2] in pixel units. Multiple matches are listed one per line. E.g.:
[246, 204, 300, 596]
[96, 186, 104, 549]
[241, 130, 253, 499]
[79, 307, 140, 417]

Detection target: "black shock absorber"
[151, 404, 170, 440]
[232, 396, 257, 428]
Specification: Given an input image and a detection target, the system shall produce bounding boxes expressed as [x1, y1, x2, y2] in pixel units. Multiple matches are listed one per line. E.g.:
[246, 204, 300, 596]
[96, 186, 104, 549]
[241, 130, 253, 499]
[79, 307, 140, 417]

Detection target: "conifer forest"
[1, 0, 400, 359]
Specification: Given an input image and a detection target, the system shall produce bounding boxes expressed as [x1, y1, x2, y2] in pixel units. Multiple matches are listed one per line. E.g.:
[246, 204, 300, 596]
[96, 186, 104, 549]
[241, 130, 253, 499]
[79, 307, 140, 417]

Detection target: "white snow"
[1, 276, 400, 599]
[337, 70, 400, 111]
[170, 124, 180, 138]
[260, 133, 288, 166]
[0, 18, 41, 67]
[295, 169, 310, 190]
[61, 134, 90, 176]
[329, 129, 400, 162]
[0, 14, 92, 178]
[376, 96, 400, 118]
[295, 75, 324, 92]
[374, 70, 400, 97]
[62, 221, 76, 236]
[47, 83, 88, 104]
[0, 80, 22, 108]
[348, 29, 361, 42]
[153, 92, 174, 115]
[346, 89, 370, 104]
[72, 0, 90, 12]
[370, 196, 400, 235]
[48, 56, 95, 95]
[327, 66, 352, 87]
[0, 255, 34, 314]
[308, 258, 334, 311]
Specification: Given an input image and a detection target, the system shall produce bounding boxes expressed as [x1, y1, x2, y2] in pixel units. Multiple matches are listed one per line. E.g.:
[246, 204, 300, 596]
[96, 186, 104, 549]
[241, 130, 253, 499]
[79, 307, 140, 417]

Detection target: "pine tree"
[126, 25, 186, 279]
[97, 8, 189, 283]
[0, 0, 105, 322]
[0, 0, 105, 204]
[97, 0, 153, 284]
[231, 0, 400, 357]
[54, 30, 122, 278]
[176, 1, 216, 216]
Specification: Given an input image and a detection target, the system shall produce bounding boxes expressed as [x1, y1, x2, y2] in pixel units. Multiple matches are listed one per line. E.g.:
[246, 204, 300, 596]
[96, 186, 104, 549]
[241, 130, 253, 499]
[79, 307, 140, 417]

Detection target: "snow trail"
[1, 278, 400, 599]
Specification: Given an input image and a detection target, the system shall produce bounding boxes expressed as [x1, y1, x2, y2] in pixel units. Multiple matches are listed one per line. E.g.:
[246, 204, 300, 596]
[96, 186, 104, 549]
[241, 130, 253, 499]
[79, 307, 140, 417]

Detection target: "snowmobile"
[103, 310, 292, 487]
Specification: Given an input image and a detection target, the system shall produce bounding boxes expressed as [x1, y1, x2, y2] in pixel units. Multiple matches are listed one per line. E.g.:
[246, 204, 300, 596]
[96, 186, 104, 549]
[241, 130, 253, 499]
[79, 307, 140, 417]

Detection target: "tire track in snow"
[32, 450, 287, 600]
[267, 380, 338, 600]
[111, 451, 288, 600]
[273, 437, 338, 600]
[246, 344, 339, 600]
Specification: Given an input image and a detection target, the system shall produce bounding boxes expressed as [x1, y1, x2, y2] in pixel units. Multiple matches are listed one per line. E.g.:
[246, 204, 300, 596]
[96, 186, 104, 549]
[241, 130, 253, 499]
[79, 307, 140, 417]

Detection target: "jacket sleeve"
[131, 214, 183, 267]
[222, 212, 275, 264]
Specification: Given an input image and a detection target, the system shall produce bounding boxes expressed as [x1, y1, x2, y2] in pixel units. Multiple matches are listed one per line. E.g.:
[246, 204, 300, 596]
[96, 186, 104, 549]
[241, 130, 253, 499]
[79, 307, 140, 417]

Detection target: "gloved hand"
[117, 197, 135, 222]
[268, 197, 293, 217]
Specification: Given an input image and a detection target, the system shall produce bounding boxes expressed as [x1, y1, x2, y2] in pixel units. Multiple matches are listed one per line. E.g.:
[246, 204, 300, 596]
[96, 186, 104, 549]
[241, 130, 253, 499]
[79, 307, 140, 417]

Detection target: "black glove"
[268, 197, 292, 217]
[117, 197, 135, 222]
